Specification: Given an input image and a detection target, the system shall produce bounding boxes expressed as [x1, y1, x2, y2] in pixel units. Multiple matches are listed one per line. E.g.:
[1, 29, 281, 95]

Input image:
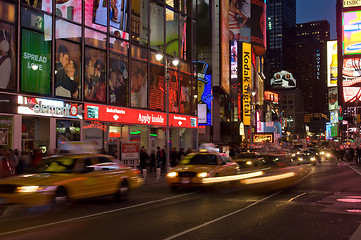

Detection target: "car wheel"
[114, 179, 129, 201]
[52, 187, 69, 210]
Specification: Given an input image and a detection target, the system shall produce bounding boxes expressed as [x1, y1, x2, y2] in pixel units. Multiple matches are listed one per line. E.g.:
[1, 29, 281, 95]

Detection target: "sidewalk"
[140, 170, 166, 185]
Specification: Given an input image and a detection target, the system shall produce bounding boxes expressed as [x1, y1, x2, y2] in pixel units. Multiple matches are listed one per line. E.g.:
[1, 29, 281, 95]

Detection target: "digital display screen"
[87, 106, 99, 119]
[343, 11, 361, 55]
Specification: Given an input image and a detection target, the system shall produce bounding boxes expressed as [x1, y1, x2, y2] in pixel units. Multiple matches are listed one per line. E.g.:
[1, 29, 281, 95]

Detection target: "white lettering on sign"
[138, 113, 151, 124]
[173, 116, 187, 120]
[138, 113, 165, 124]
[106, 108, 126, 114]
[33, 102, 71, 116]
[152, 115, 165, 123]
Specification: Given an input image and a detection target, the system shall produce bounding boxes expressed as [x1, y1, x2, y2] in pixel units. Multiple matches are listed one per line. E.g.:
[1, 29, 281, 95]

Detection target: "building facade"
[0, 0, 199, 162]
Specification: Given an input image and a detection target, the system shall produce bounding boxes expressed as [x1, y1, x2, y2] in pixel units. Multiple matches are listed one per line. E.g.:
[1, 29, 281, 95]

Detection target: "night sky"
[297, 0, 337, 39]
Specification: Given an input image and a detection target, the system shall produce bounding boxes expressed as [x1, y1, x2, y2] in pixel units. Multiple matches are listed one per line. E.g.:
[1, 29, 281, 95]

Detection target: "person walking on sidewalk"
[139, 146, 149, 171]
[156, 147, 164, 173]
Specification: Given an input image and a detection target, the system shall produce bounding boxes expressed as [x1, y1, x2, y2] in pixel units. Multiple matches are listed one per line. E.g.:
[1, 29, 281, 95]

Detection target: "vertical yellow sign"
[242, 43, 252, 126]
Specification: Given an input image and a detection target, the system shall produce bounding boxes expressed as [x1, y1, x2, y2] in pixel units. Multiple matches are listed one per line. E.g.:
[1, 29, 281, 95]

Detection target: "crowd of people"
[139, 146, 195, 174]
[0, 148, 44, 178]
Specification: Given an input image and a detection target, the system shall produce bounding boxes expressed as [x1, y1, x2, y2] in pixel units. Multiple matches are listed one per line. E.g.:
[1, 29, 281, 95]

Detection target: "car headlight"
[320, 151, 325, 155]
[310, 157, 316, 161]
[326, 153, 331, 157]
[298, 158, 303, 161]
[197, 172, 208, 178]
[167, 172, 178, 177]
[16, 186, 56, 193]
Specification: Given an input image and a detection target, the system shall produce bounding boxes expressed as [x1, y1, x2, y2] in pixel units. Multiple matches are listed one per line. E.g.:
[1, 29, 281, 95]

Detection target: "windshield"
[34, 157, 76, 173]
[180, 154, 218, 165]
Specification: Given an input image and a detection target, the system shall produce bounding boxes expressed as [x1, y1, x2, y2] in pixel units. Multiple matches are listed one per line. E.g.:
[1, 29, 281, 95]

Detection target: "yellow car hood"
[171, 165, 218, 173]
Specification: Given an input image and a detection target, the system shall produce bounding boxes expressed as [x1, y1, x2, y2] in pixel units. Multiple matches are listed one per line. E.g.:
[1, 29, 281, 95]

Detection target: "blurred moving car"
[232, 152, 264, 169]
[0, 152, 143, 207]
[166, 151, 257, 191]
[296, 149, 320, 165]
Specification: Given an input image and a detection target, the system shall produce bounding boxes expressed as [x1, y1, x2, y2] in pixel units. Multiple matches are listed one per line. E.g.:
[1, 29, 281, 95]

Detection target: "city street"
[0, 162, 361, 240]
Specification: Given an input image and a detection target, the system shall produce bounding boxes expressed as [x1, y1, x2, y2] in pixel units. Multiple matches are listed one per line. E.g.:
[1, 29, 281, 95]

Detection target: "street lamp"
[155, 51, 179, 172]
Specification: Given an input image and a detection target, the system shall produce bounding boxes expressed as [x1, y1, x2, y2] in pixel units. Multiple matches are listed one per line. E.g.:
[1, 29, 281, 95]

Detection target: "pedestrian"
[156, 147, 164, 173]
[149, 149, 156, 173]
[139, 146, 149, 170]
[178, 148, 186, 162]
[356, 146, 361, 164]
[170, 147, 178, 167]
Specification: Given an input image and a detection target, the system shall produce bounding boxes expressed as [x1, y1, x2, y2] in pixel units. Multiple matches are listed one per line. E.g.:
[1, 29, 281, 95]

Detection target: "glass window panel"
[55, 0, 82, 23]
[131, 0, 148, 46]
[166, 0, 174, 8]
[109, 0, 129, 36]
[85, 28, 107, 49]
[166, 8, 178, 55]
[0, 1, 16, 23]
[180, 0, 190, 15]
[55, 19, 81, 42]
[169, 69, 179, 113]
[21, 8, 53, 40]
[21, 28, 51, 95]
[130, 59, 147, 108]
[179, 15, 187, 60]
[84, 47, 106, 102]
[131, 44, 148, 60]
[109, 53, 128, 106]
[55, 40, 81, 99]
[56, 120, 80, 146]
[22, 0, 52, 13]
[85, 0, 107, 32]
[110, 37, 129, 55]
[0, 22, 16, 90]
[150, 1, 164, 50]
[192, 0, 196, 18]
[149, 63, 164, 111]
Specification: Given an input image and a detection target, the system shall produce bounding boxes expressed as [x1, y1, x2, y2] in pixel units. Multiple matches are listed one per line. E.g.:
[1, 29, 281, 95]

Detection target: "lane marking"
[163, 191, 281, 240]
[288, 192, 306, 202]
[350, 223, 361, 240]
[0, 192, 195, 236]
[348, 165, 361, 176]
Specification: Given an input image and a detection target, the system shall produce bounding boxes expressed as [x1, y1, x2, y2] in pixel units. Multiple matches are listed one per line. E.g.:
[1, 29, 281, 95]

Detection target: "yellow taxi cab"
[166, 148, 263, 191]
[0, 143, 143, 207]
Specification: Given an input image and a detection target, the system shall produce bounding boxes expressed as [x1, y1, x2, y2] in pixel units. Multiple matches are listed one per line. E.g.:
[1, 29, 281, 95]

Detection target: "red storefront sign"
[169, 114, 198, 128]
[85, 104, 166, 126]
[84, 104, 198, 128]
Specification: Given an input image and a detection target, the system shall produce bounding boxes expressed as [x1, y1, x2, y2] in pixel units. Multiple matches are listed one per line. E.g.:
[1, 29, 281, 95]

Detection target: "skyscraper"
[296, 20, 330, 114]
[265, 0, 296, 86]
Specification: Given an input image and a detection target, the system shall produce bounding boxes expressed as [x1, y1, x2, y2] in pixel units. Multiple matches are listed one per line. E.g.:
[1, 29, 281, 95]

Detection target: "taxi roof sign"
[58, 142, 98, 154]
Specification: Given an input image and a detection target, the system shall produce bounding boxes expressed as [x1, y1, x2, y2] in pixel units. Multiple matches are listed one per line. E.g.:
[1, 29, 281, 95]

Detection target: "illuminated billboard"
[328, 87, 338, 111]
[343, 11, 361, 55]
[250, 0, 266, 56]
[196, 61, 213, 125]
[342, 57, 361, 102]
[270, 70, 296, 89]
[221, 0, 230, 94]
[241, 42, 252, 126]
[229, 0, 251, 43]
[344, 0, 361, 8]
[327, 41, 338, 87]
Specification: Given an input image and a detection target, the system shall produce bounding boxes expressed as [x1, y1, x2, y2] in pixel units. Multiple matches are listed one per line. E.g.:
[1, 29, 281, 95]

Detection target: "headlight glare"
[167, 172, 178, 177]
[326, 153, 331, 157]
[310, 157, 316, 161]
[197, 172, 208, 178]
[16, 186, 41, 193]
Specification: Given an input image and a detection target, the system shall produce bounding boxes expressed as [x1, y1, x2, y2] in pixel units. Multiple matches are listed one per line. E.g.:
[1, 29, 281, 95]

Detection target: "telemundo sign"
[344, 0, 361, 7]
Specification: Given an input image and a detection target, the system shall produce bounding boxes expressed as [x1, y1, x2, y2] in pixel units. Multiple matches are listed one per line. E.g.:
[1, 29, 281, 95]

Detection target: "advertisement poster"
[327, 40, 338, 87]
[250, 0, 266, 56]
[241, 42, 251, 126]
[130, 60, 147, 108]
[179, 71, 191, 114]
[196, 61, 213, 125]
[270, 70, 296, 89]
[109, 54, 128, 106]
[229, 0, 250, 42]
[82, 121, 105, 150]
[343, 11, 361, 55]
[0, 116, 13, 149]
[0, 22, 16, 90]
[93, 0, 128, 31]
[221, 0, 230, 94]
[121, 142, 139, 160]
[328, 87, 338, 111]
[342, 57, 361, 102]
[55, 40, 81, 99]
[84, 47, 106, 102]
[344, 0, 361, 8]
[21, 29, 51, 95]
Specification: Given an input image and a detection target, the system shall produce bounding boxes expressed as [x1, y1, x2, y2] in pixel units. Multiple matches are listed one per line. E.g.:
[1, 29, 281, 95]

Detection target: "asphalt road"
[0, 161, 361, 240]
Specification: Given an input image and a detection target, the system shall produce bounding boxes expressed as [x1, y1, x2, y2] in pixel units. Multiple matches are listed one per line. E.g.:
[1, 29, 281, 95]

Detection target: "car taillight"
[134, 170, 141, 175]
